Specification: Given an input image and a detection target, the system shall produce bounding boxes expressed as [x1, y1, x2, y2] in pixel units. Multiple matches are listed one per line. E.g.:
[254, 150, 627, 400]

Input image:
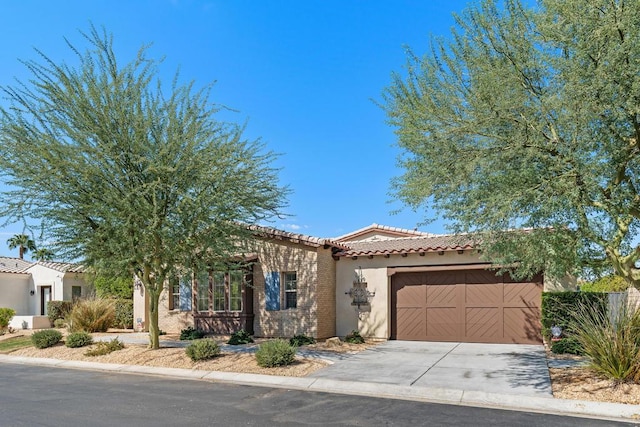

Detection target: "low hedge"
[32, 329, 63, 349]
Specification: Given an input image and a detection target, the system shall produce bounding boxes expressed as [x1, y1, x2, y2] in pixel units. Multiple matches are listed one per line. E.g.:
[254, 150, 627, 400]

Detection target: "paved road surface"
[0, 364, 632, 426]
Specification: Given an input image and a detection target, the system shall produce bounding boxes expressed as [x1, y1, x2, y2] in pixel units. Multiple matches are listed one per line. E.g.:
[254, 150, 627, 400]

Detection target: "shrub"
[67, 298, 115, 333]
[180, 326, 206, 341]
[31, 329, 63, 349]
[185, 339, 221, 361]
[227, 329, 254, 345]
[580, 275, 630, 292]
[0, 308, 16, 330]
[84, 338, 124, 356]
[570, 296, 640, 383]
[255, 339, 296, 367]
[289, 334, 316, 347]
[550, 337, 583, 355]
[53, 318, 66, 329]
[113, 299, 134, 329]
[47, 301, 74, 324]
[344, 330, 365, 344]
[65, 331, 93, 348]
[541, 291, 608, 345]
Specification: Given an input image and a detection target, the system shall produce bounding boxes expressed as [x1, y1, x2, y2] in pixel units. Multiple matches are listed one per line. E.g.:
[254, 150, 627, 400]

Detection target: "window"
[213, 272, 225, 312]
[169, 278, 180, 311]
[71, 286, 82, 301]
[229, 271, 243, 312]
[284, 272, 297, 309]
[196, 271, 210, 311]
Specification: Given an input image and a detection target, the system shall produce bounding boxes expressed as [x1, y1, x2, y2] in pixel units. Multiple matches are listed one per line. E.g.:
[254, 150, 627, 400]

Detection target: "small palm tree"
[6, 234, 37, 260]
[34, 248, 55, 262]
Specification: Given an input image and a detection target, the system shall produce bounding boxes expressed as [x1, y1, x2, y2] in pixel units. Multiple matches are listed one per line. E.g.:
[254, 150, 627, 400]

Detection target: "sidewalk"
[0, 350, 638, 423]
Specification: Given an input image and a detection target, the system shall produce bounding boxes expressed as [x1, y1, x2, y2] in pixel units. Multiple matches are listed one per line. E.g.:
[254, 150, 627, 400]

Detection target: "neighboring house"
[0, 257, 87, 329]
[134, 224, 576, 344]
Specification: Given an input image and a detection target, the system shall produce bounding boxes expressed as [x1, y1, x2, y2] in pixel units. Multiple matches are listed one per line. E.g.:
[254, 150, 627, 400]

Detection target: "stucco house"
[134, 224, 575, 344]
[0, 258, 87, 329]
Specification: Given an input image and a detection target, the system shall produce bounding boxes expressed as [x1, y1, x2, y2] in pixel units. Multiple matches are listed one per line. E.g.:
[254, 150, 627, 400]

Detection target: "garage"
[390, 269, 543, 344]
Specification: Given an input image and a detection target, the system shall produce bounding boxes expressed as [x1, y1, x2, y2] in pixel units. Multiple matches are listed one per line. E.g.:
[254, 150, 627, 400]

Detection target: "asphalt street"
[0, 364, 633, 426]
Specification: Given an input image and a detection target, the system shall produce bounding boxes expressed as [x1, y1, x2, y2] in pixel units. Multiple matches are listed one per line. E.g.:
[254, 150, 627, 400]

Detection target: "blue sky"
[0, 0, 474, 259]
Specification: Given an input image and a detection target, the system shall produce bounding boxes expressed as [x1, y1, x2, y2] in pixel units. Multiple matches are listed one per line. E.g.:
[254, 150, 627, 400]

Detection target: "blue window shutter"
[265, 272, 280, 311]
[179, 276, 192, 311]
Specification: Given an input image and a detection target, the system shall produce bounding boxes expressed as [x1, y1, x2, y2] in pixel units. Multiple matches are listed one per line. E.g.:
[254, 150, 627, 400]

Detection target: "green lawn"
[0, 335, 33, 353]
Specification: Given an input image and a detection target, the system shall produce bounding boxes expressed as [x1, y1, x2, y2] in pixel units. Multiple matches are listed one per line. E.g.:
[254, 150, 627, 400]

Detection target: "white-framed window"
[283, 271, 297, 309]
[213, 272, 226, 312]
[229, 271, 243, 312]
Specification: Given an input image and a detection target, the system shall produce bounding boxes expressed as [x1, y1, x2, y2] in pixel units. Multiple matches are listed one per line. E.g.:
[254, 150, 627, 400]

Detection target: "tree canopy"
[6, 234, 36, 260]
[0, 26, 288, 348]
[382, 0, 640, 287]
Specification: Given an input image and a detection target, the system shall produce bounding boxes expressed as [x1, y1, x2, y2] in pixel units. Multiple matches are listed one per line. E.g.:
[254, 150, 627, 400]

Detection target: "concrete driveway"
[310, 341, 552, 397]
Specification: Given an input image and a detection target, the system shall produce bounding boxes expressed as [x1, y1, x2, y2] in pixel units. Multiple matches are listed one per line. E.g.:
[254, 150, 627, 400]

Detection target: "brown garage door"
[391, 270, 542, 344]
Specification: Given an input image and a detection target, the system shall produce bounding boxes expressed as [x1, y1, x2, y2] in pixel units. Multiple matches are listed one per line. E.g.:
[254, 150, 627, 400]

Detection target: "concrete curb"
[0, 354, 638, 423]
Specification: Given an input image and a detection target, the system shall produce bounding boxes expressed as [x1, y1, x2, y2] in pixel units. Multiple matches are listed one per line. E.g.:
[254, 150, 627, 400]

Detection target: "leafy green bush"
[47, 301, 74, 324]
[93, 274, 133, 299]
[31, 329, 63, 349]
[185, 339, 221, 361]
[65, 331, 93, 348]
[344, 330, 365, 344]
[570, 297, 640, 383]
[227, 329, 254, 345]
[0, 308, 16, 330]
[113, 299, 133, 329]
[67, 298, 115, 333]
[580, 275, 630, 292]
[84, 338, 124, 356]
[53, 318, 66, 329]
[180, 326, 206, 340]
[289, 334, 316, 347]
[541, 292, 608, 342]
[550, 337, 583, 355]
[255, 339, 296, 367]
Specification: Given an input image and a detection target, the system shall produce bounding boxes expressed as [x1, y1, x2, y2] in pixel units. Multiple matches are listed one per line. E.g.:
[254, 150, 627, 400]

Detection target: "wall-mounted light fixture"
[29, 290, 35, 296]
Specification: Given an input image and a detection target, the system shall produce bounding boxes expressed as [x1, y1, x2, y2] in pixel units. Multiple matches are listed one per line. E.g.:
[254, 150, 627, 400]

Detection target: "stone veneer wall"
[252, 239, 320, 338]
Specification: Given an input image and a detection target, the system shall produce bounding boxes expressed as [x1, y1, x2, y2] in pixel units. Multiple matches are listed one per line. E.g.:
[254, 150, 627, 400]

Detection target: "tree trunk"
[147, 288, 161, 349]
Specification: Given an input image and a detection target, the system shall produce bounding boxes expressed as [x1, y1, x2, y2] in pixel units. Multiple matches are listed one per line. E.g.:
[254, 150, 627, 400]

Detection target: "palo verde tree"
[0, 26, 288, 348]
[382, 0, 640, 287]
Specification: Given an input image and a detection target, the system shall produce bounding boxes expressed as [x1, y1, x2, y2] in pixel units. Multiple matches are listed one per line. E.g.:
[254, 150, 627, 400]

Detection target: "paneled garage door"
[391, 270, 543, 344]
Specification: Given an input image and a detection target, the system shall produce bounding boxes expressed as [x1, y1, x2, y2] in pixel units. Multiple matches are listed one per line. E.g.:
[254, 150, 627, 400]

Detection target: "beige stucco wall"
[252, 239, 319, 338]
[0, 272, 30, 314]
[315, 247, 336, 339]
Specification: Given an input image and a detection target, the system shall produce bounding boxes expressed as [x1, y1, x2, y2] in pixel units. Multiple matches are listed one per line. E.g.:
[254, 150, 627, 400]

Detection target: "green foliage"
[65, 331, 93, 348]
[53, 319, 66, 329]
[382, 0, 640, 285]
[289, 334, 316, 347]
[0, 25, 288, 349]
[47, 301, 74, 324]
[112, 299, 133, 329]
[255, 339, 296, 368]
[550, 337, 583, 356]
[67, 298, 115, 333]
[541, 292, 608, 343]
[0, 308, 15, 330]
[6, 234, 36, 259]
[580, 276, 630, 293]
[31, 329, 63, 349]
[227, 329, 254, 345]
[185, 339, 221, 361]
[84, 338, 124, 356]
[344, 330, 365, 344]
[93, 275, 133, 300]
[33, 248, 55, 261]
[180, 326, 206, 341]
[570, 298, 640, 383]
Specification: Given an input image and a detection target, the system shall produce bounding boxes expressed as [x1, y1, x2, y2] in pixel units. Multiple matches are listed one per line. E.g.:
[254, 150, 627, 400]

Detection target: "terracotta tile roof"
[0, 257, 32, 274]
[249, 225, 350, 250]
[31, 261, 87, 274]
[337, 234, 479, 257]
[333, 223, 436, 242]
